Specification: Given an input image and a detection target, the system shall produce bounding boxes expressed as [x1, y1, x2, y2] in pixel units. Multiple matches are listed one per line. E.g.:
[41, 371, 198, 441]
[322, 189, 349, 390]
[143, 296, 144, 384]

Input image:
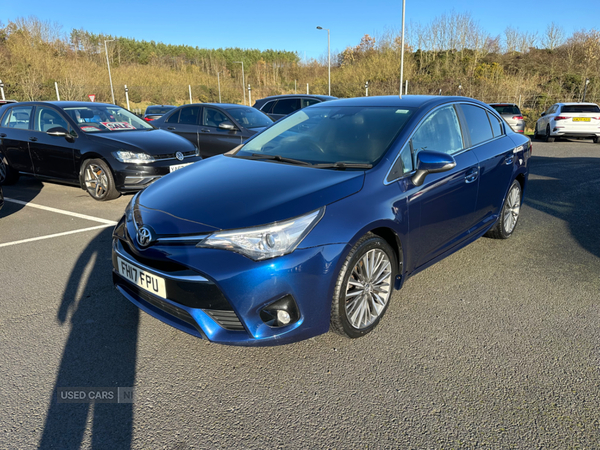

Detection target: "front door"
[197, 107, 243, 157]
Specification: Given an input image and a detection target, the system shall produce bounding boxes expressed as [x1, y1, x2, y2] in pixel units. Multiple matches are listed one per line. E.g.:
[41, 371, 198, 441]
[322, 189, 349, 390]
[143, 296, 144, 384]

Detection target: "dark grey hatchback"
[151, 103, 273, 158]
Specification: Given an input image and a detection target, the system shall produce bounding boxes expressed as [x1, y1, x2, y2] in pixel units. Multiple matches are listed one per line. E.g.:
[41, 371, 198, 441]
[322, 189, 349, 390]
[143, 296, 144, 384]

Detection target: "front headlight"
[197, 208, 325, 261]
[113, 150, 155, 163]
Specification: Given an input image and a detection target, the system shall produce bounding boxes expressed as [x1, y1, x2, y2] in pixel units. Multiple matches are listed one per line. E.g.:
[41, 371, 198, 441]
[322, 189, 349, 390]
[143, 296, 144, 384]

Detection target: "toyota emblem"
[175, 151, 184, 161]
[137, 226, 154, 248]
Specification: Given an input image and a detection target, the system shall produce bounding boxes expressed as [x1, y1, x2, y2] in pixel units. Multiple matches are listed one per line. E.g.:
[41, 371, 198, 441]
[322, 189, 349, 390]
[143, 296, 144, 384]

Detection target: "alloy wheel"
[503, 184, 521, 234]
[84, 163, 109, 198]
[344, 249, 392, 329]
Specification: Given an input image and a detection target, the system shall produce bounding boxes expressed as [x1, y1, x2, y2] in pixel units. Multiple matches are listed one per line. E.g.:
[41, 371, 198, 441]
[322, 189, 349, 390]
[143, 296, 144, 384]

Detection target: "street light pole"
[104, 39, 116, 105]
[217, 72, 222, 103]
[583, 78, 590, 102]
[317, 26, 331, 96]
[233, 61, 245, 105]
[399, 0, 406, 99]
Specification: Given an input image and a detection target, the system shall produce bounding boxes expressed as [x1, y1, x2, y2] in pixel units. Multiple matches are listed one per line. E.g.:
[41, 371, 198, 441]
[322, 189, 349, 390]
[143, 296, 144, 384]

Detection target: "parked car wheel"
[82, 158, 120, 201]
[0, 150, 20, 185]
[330, 233, 397, 338]
[593, 136, 599, 144]
[545, 125, 555, 143]
[533, 124, 540, 140]
[486, 180, 522, 239]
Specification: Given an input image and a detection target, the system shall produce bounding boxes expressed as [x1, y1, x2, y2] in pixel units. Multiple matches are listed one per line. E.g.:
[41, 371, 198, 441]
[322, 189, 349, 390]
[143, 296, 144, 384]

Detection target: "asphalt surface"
[0, 139, 599, 449]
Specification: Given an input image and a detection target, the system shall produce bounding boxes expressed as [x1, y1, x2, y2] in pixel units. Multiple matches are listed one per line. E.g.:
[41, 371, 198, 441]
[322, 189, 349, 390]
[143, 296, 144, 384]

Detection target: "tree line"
[1, 14, 599, 129]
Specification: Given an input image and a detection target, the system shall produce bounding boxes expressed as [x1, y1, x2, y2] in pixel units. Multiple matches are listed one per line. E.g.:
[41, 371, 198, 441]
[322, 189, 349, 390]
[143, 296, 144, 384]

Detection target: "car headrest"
[79, 109, 95, 119]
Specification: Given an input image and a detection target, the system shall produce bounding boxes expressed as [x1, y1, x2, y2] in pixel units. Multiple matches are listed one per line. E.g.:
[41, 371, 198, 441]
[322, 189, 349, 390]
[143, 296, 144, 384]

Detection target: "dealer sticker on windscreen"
[117, 256, 167, 298]
[101, 122, 137, 131]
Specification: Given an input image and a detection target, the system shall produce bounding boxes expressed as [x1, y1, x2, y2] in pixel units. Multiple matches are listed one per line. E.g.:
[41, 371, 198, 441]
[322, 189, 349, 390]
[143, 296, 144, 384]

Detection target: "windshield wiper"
[312, 162, 373, 170]
[247, 153, 312, 166]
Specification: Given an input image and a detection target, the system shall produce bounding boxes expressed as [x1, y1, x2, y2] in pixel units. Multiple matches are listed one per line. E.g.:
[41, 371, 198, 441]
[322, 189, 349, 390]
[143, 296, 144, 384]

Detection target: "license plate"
[117, 256, 167, 298]
[573, 117, 591, 122]
[169, 163, 192, 173]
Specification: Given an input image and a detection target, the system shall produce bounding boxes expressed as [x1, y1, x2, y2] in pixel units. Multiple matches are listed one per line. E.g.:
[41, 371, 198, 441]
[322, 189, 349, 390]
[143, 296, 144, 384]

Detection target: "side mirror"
[47, 127, 75, 142]
[218, 122, 236, 131]
[540, 112, 546, 117]
[411, 150, 456, 187]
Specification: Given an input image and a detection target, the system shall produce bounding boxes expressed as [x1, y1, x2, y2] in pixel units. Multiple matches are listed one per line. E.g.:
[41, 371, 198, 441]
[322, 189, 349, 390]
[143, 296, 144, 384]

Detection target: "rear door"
[159, 106, 200, 147]
[459, 103, 515, 232]
[0, 105, 35, 173]
[28, 105, 78, 180]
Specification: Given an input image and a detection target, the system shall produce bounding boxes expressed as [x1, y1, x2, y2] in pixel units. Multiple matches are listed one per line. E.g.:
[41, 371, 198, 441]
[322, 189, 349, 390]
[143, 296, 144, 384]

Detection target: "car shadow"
[0, 176, 44, 218]
[524, 155, 600, 259]
[39, 228, 139, 449]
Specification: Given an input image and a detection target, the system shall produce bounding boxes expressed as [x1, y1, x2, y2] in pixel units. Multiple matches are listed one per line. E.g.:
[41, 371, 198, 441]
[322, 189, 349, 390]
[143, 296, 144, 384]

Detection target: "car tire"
[81, 158, 120, 201]
[330, 232, 397, 339]
[593, 136, 599, 144]
[545, 125, 555, 143]
[0, 150, 20, 185]
[533, 124, 540, 140]
[485, 179, 522, 240]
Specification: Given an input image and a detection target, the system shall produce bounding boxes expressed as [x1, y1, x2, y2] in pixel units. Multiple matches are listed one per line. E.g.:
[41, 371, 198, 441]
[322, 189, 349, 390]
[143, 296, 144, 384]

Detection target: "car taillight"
[592, 117, 600, 120]
[512, 116, 523, 120]
[554, 116, 569, 120]
[144, 117, 154, 122]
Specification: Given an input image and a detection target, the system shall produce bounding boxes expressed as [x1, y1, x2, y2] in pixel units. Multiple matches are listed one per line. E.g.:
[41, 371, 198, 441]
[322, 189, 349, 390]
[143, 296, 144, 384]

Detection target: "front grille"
[120, 238, 189, 273]
[204, 310, 245, 331]
[153, 150, 198, 161]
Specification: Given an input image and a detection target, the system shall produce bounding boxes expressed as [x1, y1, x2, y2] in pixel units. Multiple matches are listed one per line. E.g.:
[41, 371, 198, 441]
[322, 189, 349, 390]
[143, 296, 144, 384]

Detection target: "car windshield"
[236, 105, 415, 166]
[491, 105, 521, 115]
[226, 107, 273, 129]
[146, 106, 174, 115]
[63, 105, 153, 133]
[561, 104, 600, 113]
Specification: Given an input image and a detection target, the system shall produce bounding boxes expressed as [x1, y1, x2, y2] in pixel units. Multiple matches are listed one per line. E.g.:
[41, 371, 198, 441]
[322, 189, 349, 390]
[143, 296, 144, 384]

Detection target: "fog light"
[277, 310, 291, 325]
[259, 295, 300, 328]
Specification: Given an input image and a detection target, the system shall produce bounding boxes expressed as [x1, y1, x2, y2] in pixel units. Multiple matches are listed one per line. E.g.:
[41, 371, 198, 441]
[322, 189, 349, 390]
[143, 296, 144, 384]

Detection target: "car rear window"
[146, 106, 174, 115]
[490, 105, 521, 115]
[561, 105, 600, 113]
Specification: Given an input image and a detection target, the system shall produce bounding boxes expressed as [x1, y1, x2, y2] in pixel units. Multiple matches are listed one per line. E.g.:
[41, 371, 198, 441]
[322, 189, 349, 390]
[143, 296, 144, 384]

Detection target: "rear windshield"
[226, 107, 273, 129]
[146, 106, 175, 115]
[490, 105, 521, 115]
[561, 105, 600, 113]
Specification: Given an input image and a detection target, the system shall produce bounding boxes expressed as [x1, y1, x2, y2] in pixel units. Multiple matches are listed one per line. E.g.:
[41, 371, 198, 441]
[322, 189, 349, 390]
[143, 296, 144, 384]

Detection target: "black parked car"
[143, 104, 176, 122]
[253, 94, 337, 121]
[151, 103, 273, 158]
[0, 101, 200, 201]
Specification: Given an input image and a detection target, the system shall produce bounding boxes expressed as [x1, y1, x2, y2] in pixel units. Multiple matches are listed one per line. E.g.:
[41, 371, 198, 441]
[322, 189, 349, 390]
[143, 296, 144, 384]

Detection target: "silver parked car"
[489, 103, 525, 134]
[534, 102, 600, 143]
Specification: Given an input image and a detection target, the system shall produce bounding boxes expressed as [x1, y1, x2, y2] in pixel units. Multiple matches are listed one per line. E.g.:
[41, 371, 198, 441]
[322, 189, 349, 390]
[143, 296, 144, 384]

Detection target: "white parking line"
[4, 198, 118, 225]
[0, 224, 114, 248]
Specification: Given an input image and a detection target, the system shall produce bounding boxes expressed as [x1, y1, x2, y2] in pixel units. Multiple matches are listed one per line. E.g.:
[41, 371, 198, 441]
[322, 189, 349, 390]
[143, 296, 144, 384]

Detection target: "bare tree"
[543, 22, 565, 50]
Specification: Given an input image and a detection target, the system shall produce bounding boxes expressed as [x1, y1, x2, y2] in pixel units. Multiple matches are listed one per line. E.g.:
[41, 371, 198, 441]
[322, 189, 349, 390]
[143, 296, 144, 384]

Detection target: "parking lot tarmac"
[1, 139, 599, 449]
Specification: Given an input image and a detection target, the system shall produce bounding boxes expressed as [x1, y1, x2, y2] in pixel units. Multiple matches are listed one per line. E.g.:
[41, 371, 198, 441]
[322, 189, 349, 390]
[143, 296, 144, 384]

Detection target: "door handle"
[465, 169, 478, 184]
[29, 137, 38, 142]
[167, 127, 176, 130]
[201, 129, 210, 133]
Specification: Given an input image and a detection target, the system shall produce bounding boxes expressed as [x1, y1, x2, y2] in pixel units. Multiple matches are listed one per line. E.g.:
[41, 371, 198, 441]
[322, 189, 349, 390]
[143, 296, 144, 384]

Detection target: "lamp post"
[399, 0, 406, 98]
[104, 39, 116, 105]
[583, 78, 590, 102]
[233, 61, 246, 105]
[217, 72, 222, 103]
[316, 26, 330, 96]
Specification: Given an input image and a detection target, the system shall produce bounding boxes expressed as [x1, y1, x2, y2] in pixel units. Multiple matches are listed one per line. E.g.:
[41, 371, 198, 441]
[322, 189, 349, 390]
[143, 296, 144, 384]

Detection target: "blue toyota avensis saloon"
[112, 95, 531, 346]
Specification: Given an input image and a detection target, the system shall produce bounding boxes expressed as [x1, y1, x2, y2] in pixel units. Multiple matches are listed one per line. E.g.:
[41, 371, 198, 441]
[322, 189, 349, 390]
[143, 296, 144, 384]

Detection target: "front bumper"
[111, 230, 347, 346]
[111, 155, 202, 192]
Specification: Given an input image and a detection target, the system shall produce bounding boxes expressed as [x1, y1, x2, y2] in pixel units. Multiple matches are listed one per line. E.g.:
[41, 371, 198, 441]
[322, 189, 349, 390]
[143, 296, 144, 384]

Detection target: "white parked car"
[534, 102, 600, 143]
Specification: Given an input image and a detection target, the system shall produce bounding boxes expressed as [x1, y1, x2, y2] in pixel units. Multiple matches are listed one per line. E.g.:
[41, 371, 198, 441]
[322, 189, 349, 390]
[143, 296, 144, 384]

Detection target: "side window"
[1, 109, 12, 127]
[35, 106, 70, 132]
[387, 141, 413, 182]
[202, 108, 229, 127]
[272, 99, 301, 115]
[487, 112, 503, 137]
[166, 110, 180, 124]
[260, 101, 275, 114]
[4, 106, 33, 130]
[411, 105, 463, 156]
[460, 104, 494, 146]
[301, 98, 320, 108]
[178, 106, 200, 125]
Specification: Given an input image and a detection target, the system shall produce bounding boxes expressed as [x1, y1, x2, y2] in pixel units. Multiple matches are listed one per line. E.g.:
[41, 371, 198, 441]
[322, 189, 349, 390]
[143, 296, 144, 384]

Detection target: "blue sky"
[3, 0, 599, 60]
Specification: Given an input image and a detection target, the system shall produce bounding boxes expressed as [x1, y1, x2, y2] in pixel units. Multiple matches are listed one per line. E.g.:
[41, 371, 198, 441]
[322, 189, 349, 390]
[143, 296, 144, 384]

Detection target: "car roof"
[555, 102, 599, 106]
[488, 103, 518, 107]
[257, 94, 337, 102]
[309, 95, 486, 110]
[6, 101, 118, 108]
